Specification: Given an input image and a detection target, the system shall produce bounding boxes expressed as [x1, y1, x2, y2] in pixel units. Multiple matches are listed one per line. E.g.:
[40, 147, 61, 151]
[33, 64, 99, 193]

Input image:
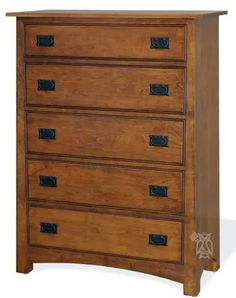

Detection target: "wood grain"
[29, 206, 183, 262]
[195, 16, 220, 273]
[27, 153, 185, 172]
[28, 200, 185, 221]
[26, 112, 184, 164]
[183, 20, 200, 296]
[25, 56, 187, 68]
[16, 18, 33, 273]
[26, 64, 185, 113]
[6, 10, 227, 19]
[28, 159, 184, 214]
[8, 10, 225, 296]
[25, 105, 186, 120]
[28, 246, 185, 282]
[25, 24, 186, 60]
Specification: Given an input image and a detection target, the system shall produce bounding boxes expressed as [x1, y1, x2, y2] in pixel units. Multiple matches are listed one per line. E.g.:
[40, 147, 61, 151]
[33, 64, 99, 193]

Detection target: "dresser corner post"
[193, 14, 220, 275]
[182, 19, 201, 296]
[183, 14, 221, 295]
[183, 276, 200, 297]
[16, 17, 33, 274]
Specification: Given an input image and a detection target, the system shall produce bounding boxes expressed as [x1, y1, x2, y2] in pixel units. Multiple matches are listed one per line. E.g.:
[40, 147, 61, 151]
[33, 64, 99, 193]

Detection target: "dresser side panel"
[195, 16, 220, 271]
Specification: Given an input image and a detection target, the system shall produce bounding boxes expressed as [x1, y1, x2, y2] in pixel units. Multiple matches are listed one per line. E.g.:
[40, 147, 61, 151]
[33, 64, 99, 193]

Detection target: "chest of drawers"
[7, 10, 227, 296]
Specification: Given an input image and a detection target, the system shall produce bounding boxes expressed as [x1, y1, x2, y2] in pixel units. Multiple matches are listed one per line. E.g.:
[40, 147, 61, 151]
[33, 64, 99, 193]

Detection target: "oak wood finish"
[29, 207, 182, 262]
[195, 16, 220, 273]
[182, 21, 200, 296]
[26, 64, 185, 113]
[25, 55, 187, 68]
[7, 11, 226, 296]
[16, 18, 33, 274]
[6, 10, 227, 19]
[28, 159, 184, 214]
[25, 25, 186, 60]
[28, 245, 185, 283]
[27, 112, 184, 164]
[28, 198, 185, 221]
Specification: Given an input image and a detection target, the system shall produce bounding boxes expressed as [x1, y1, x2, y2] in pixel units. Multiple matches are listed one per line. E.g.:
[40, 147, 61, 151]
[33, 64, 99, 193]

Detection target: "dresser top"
[6, 10, 227, 19]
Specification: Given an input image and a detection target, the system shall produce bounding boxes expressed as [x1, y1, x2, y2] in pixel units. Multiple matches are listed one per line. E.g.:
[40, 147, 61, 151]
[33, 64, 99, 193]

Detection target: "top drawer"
[25, 25, 186, 61]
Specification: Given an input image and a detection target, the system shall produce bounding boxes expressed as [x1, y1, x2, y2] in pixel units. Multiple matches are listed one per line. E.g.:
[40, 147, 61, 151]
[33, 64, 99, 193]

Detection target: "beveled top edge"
[6, 10, 227, 19]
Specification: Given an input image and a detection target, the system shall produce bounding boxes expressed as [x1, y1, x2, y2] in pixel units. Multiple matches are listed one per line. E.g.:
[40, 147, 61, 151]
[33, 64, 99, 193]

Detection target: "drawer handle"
[150, 37, 170, 49]
[40, 222, 57, 234]
[150, 84, 169, 96]
[149, 185, 168, 197]
[37, 35, 55, 47]
[39, 128, 56, 140]
[149, 234, 168, 246]
[149, 135, 168, 147]
[38, 79, 55, 91]
[40, 176, 57, 187]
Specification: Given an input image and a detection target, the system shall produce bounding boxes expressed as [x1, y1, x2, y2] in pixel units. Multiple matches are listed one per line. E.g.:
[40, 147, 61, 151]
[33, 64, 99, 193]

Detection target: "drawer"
[25, 25, 186, 60]
[27, 113, 184, 164]
[29, 207, 183, 262]
[26, 64, 185, 114]
[28, 160, 184, 214]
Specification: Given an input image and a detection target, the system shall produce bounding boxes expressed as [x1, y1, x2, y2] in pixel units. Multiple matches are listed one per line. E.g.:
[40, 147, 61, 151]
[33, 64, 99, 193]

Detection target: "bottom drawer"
[29, 207, 183, 263]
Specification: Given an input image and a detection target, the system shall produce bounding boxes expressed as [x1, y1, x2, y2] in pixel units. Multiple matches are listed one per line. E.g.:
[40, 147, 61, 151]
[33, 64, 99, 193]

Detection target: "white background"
[0, 1, 235, 297]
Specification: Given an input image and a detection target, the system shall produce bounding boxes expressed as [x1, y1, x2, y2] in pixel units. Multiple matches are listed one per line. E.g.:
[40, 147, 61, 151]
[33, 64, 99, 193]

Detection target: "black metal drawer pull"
[149, 234, 168, 246]
[149, 185, 168, 197]
[40, 176, 57, 187]
[150, 84, 169, 96]
[150, 37, 170, 49]
[38, 128, 56, 140]
[149, 135, 168, 147]
[40, 223, 58, 234]
[37, 35, 55, 47]
[38, 79, 55, 91]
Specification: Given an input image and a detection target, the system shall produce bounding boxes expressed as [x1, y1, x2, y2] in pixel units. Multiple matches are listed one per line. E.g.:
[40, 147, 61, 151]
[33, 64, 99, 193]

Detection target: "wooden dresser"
[7, 10, 227, 296]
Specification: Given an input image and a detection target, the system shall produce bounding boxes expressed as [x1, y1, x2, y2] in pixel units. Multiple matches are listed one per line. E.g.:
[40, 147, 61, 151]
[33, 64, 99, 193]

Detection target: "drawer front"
[27, 113, 184, 164]
[26, 64, 185, 114]
[29, 207, 182, 262]
[25, 25, 186, 60]
[28, 160, 184, 214]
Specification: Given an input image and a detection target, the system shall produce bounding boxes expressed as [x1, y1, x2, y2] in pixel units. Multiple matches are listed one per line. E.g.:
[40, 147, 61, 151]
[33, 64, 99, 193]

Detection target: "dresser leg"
[183, 276, 200, 296]
[17, 259, 33, 274]
[204, 258, 220, 272]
